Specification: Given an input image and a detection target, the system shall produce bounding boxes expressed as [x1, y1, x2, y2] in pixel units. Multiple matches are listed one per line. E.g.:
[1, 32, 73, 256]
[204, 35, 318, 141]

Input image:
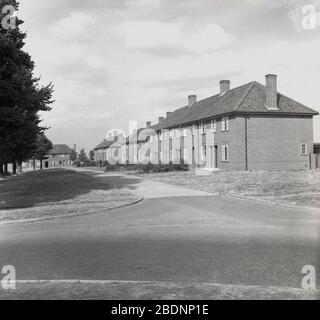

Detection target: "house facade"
[99, 74, 318, 171]
[23, 144, 74, 169]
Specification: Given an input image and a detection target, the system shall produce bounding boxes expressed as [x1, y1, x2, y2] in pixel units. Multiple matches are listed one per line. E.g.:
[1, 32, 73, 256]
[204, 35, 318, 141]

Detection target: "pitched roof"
[94, 140, 114, 150]
[153, 81, 318, 130]
[48, 144, 73, 155]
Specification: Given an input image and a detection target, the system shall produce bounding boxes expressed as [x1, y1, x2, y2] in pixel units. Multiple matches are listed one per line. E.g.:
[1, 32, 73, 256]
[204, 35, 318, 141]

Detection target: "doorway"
[211, 146, 218, 169]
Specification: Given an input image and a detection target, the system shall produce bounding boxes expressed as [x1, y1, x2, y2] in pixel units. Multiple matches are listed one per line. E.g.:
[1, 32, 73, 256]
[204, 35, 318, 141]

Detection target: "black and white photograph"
[0, 0, 319, 307]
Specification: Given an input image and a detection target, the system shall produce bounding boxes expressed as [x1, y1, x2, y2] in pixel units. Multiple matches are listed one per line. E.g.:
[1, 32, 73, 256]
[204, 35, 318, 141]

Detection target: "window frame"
[221, 117, 229, 132]
[301, 143, 308, 156]
[221, 144, 230, 162]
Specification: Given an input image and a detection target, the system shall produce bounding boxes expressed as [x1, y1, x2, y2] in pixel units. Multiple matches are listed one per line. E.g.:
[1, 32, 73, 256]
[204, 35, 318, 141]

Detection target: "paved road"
[0, 170, 319, 290]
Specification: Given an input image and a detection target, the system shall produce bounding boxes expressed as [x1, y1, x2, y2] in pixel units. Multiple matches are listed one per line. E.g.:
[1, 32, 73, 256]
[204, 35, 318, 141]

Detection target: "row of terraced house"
[94, 74, 319, 171]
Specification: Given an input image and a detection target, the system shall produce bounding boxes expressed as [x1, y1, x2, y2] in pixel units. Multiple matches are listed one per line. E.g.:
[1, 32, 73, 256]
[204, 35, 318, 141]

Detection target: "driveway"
[0, 169, 319, 298]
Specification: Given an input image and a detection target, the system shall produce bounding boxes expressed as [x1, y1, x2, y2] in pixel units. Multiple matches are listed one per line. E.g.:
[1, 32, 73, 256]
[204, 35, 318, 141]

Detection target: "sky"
[18, 0, 320, 151]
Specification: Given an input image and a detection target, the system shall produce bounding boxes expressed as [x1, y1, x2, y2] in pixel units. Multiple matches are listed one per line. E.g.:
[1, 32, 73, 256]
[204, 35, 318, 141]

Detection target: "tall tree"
[0, 0, 54, 175]
[78, 149, 87, 162]
[89, 150, 95, 161]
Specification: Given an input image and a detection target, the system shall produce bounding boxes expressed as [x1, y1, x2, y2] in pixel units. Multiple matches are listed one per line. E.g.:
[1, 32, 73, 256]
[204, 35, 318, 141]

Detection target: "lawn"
[137, 170, 320, 209]
[0, 169, 140, 222]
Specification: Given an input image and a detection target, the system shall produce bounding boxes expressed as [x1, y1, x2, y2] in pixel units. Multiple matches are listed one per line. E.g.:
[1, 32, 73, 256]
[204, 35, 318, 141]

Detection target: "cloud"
[125, 0, 162, 7]
[120, 20, 233, 55]
[49, 12, 96, 41]
[185, 24, 234, 53]
[122, 20, 183, 50]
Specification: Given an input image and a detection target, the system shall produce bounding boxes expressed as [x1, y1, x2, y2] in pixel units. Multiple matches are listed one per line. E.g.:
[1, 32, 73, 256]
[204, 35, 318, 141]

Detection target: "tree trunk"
[12, 162, 17, 175]
[33, 159, 36, 171]
[4, 163, 8, 176]
[18, 161, 23, 173]
[0, 162, 3, 176]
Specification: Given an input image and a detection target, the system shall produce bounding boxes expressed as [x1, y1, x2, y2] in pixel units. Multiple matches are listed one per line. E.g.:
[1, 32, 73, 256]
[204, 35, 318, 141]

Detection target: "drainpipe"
[245, 115, 248, 171]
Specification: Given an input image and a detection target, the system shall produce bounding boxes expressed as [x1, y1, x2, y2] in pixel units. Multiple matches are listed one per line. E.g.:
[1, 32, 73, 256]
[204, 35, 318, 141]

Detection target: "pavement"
[0, 169, 319, 299]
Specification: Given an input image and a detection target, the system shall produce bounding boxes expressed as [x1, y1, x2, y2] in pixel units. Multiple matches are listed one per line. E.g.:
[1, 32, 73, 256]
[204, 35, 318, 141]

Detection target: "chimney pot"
[265, 74, 278, 110]
[220, 80, 230, 95]
[146, 121, 151, 128]
[166, 112, 173, 118]
[188, 95, 197, 107]
[159, 117, 164, 122]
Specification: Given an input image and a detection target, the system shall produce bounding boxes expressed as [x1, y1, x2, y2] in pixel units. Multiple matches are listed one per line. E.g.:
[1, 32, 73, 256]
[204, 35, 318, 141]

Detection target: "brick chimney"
[188, 95, 197, 107]
[265, 74, 278, 110]
[146, 121, 151, 128]
[220, 80, 230, 95]
[159, 117, 164, 122]
[166, 112, 173, 118]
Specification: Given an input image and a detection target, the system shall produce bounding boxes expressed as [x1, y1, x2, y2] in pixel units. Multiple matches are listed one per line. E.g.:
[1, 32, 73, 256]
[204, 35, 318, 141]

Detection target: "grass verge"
[136, 170, 320, 209]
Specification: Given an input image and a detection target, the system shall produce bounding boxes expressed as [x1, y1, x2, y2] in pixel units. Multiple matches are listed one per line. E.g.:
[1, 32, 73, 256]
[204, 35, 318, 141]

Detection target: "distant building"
[23, 144, 74, 169]
[44, 145, 74, 168]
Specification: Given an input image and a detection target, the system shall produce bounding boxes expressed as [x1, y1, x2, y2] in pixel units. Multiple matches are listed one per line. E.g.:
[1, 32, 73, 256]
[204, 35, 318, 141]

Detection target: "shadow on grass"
[0, 169, 141, 209]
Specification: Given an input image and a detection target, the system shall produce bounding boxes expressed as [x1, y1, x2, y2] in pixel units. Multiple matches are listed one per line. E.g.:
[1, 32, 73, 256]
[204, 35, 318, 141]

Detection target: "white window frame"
[176, 128, 181, 139]
[221, 117, 229, 132]
[150, 136, 153, 143]
[301, 143, 308, 156]
[159, 132, 163, 141]
[183, 128, 188, 137]
[211, 119, 217, 133]
[222, 144, 230, 162]
[169, 130, 173, 139]
[192, 125, 196, 136]
[200, 122, 205, 135]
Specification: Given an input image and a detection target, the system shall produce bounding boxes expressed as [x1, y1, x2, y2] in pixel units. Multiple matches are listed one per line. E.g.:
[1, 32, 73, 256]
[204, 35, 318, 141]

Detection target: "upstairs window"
[301, 143, 308, 155]
[176, 128, 181, 138]
[211, 120, 217, 133]
[200, 122, 206, 135]
[222, 144, 229, 162]
[221, 117, 229, 132]
[169, 130, 173, 139]
[192, 125, 197, 136]
[183, 128, 188, 137]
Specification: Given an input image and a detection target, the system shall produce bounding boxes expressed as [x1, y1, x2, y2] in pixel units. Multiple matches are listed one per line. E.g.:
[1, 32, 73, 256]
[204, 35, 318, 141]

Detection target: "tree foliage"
[0, 0, 54, 174]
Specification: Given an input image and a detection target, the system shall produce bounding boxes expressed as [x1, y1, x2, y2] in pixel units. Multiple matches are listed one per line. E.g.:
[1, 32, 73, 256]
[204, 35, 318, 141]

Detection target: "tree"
[33, 134, 52, 170]
[78, 149, 87, 163]
[89, 150, 95, 161]
[0, 0, 54, 175]
[70, 149, 77, 162]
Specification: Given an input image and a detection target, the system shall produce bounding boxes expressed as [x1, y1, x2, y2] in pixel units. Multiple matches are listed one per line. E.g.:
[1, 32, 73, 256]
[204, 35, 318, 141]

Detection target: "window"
[150, 136, 153, 143]
[200, 122, 205, 135]
[169, 149, 173, 162]
[169, 130, 173, 139]
[211, 120, 217, 133]
[222, 144, 229, 162]
[183, 128, 188, 137]
[192, 125, 197, 136]
[159, 132, 163, 141]
[176, 128, 181, 138]
[301, 143, 308, 155]
[221, 117, 229, 132]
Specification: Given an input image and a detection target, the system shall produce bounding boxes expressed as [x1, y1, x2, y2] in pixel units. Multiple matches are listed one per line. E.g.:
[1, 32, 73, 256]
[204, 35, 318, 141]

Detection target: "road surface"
[0, 169, 319, 295]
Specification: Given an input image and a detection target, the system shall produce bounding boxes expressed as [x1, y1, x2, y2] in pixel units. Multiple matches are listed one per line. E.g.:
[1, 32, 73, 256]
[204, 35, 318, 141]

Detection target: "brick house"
[45, 144, 74, 168]
[94, 134, 125, 164]
[23, 144, 74, 169]
[119, 74, 318, 171]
